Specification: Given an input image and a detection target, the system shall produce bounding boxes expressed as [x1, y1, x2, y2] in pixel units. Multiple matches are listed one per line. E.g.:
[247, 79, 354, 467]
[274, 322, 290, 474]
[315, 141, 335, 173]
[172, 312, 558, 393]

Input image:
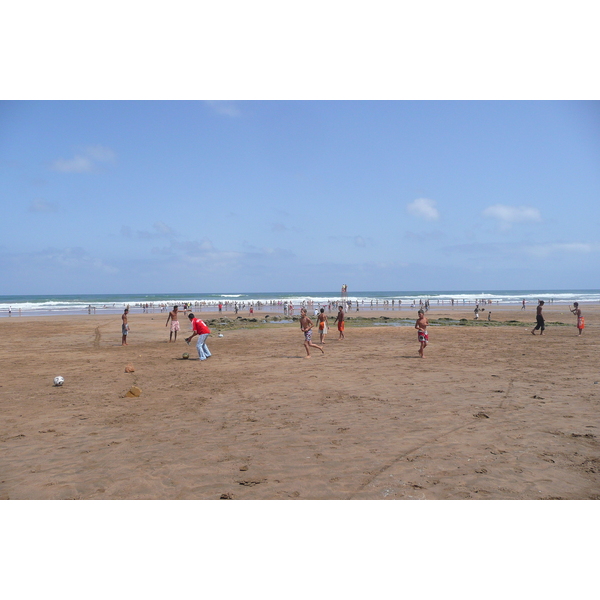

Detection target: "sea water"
[1, 289, 598, 318]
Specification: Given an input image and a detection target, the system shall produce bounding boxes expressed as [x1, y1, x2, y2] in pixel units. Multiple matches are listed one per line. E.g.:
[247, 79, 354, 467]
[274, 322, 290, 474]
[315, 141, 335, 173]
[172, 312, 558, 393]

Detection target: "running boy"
[415, 309, 429, 358]
[300, 308, 324, 358]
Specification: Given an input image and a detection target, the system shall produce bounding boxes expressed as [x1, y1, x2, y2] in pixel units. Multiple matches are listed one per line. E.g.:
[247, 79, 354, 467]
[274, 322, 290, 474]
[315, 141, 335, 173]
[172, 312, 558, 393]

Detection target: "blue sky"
[1, 100, 599, 294]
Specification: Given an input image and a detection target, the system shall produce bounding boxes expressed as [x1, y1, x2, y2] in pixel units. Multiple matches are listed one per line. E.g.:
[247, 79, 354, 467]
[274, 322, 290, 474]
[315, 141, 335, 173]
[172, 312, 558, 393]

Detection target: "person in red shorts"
[185, 313, 212, 361]
[570, 302, 584, 335]
[333, 305, 345, 340]
[316, 307, 329, 344]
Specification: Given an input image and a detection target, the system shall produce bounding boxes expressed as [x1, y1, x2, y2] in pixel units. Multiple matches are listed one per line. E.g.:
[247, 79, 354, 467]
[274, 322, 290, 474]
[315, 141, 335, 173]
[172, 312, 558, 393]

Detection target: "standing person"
[316, 307, 329, 344]
[531, 300, 545, 335]
[333, 305, 345, 340]
[185, 313, 212, 361]
[299, 308, 324, 358]
[165, 305, 181, 342]
[570, 302, 585, 335]
[121, 308, 130, 346]
[415, 309, 429, 358]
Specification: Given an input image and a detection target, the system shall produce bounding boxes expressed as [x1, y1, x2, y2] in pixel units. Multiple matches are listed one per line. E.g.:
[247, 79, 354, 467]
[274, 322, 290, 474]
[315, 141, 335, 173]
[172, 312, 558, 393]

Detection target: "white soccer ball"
[53, 376, 64, 386]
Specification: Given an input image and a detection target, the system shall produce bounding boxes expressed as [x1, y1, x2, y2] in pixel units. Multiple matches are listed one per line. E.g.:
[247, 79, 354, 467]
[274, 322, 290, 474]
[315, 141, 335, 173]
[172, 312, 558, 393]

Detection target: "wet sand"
[1, 304, 598, 499]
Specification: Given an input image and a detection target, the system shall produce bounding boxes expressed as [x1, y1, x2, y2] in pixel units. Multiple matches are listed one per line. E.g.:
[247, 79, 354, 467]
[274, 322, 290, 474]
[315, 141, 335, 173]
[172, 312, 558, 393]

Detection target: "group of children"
[299, 306, 346, 357]
[301, 301, 585, 360]
[299, 305, 431, 359]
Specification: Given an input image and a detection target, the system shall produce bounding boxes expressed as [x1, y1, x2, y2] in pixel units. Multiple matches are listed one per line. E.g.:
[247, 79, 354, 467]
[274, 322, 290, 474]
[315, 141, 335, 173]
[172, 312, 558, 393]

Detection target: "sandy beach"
[1, 304, 598, 500]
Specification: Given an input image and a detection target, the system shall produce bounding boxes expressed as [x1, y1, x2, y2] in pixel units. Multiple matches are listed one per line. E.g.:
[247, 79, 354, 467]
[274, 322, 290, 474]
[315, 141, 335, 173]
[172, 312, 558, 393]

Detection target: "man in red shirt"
[185, 313, 212, 361]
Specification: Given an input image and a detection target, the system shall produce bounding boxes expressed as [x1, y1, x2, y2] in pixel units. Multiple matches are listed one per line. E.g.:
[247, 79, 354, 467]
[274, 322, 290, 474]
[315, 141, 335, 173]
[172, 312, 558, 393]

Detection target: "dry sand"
[1, 304, 598, 500]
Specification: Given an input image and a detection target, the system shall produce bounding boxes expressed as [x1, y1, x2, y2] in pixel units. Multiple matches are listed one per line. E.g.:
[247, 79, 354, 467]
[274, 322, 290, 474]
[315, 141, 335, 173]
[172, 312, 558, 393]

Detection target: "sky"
[2, 3, 599, 296]
[1, 100, 599, 295]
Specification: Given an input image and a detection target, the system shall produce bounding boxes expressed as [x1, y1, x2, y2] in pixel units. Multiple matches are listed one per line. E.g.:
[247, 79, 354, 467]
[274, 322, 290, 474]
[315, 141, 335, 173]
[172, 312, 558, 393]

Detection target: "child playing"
[415, 309, 429, 358]
[570, 302, 585, 335]
[300, 308, 324, 358]
[316, 308, 329, 344]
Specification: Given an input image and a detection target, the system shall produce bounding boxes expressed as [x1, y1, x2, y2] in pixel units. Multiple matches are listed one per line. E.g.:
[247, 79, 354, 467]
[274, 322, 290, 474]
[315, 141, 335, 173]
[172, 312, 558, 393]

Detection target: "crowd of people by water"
[0, 295, 574, 319]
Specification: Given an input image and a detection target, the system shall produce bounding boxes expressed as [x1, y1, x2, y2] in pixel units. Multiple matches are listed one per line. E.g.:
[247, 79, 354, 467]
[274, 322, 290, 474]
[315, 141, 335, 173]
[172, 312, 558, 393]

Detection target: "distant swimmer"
[531, 300, 545, 335]
[570, 302, 584, 335]
[415, 309, 429, 358]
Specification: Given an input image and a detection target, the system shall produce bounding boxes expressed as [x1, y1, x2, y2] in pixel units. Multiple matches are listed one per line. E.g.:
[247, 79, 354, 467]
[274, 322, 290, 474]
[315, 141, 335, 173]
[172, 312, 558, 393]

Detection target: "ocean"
[1, 289, 599, 317]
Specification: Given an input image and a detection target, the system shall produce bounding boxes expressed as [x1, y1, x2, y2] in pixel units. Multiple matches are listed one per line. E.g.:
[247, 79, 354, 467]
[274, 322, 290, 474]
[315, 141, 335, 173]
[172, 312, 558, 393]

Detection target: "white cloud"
[404, 230, 446, 242]
[525, 242, 594, 258]
[123, 221, 178, 240]
[152, 221, 176, 236]
[85, 145, 116, 162]
[326, 234, 372, 248]
[29, 199, 58, 212]
[205, 101, 241, 117]
[50, 155, 92, 173]
[50, 145, 116, 173]
[37, 247, 118, 273]
[482, 204, 541, 229]
[407, 198, 440, 221]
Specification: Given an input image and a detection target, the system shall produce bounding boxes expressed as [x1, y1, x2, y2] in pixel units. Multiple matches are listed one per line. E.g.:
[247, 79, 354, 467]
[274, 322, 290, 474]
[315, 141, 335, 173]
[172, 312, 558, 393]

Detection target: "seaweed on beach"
[203, 314, 572, 332]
